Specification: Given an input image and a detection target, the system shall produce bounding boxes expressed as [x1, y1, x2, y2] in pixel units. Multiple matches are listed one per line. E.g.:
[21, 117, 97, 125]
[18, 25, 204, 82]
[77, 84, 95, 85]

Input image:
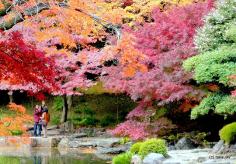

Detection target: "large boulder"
[143, 153, 165, 164]
[175, 137, 196, 150]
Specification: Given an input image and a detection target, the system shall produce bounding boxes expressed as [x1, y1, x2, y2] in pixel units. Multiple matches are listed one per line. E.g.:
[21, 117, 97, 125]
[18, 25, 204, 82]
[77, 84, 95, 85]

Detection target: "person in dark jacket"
[33, 105, 42, 136]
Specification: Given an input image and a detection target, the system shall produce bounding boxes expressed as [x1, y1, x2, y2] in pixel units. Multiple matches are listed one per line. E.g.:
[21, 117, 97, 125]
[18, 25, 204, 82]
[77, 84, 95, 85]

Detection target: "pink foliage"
[110, 120, 149, 140]
[102, 1, 213, 104]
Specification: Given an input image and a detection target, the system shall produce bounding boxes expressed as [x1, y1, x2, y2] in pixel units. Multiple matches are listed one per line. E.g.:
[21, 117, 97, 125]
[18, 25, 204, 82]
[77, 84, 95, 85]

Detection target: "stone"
[69, 133, 87, 139]
[51, 137, 62, 147]
[211, 140, 224, 154]
[197, 157, 207, 163]
[47, 125, 59, 130]
[96, 138, 121, 148]
[59, 121, 75, 134]
[58, 138, 70, 149]
[143, 153, 165, 164]
[168, 145, 176, 151]
[230, 143, 236, 149]
[175, 137, 196, 150]
[96, 144, 130, 154]
[68, 140, 96, 148]
[131, 155, 142, 164]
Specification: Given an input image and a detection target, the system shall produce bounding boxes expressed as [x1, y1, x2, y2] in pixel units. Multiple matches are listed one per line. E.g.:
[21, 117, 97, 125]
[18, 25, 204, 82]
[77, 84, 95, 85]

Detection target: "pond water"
[0, 154, 107, 164]
[0, 147, 109, 164]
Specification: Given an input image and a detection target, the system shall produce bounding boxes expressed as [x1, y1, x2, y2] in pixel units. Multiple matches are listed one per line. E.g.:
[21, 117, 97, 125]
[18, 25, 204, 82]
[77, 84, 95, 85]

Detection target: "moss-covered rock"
[219, 122, 236, 145]
[130, 142, 143, 154]
[112, 151, 133, 164]
[138, 138, 167, 158]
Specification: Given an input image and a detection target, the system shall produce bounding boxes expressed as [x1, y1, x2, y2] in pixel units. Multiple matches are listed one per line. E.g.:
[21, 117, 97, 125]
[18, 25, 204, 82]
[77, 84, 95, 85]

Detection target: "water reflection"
[0, 154, 107, 164]
[0, 147, 108, 164]
[33, 156, 42, 164]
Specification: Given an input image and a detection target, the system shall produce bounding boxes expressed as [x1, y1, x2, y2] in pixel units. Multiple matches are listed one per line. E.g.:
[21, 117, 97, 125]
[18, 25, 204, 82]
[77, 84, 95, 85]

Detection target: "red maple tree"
[0, 31, 57, 93]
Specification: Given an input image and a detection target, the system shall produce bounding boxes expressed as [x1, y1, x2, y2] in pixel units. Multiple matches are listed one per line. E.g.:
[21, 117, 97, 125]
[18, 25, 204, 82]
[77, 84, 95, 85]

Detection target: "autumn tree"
[0, 31, 56, 93]
[0, 0, 198, 122]
[0, 0, 211, 124]
[103, 1, 213, 139]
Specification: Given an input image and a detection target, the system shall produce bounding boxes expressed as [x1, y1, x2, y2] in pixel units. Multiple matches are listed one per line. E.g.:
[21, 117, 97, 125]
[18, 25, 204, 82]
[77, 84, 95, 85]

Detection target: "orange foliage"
[0, 103, 33, 136]
[8, 103, 26, 114]
[179, 100, 196, 113]
[101, 33, 148, 77]
[206, 84, 220, 92]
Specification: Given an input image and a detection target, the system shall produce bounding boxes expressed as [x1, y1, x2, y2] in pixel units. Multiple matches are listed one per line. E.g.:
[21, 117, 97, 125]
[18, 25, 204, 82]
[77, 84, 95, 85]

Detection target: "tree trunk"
[67, 95, 72, 111]
[8, 91, 13, 103]
[61, 94, 69, 123]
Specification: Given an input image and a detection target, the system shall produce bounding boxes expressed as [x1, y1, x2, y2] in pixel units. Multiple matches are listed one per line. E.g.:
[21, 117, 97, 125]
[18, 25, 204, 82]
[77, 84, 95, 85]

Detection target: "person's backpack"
[45, 112, 50, 123]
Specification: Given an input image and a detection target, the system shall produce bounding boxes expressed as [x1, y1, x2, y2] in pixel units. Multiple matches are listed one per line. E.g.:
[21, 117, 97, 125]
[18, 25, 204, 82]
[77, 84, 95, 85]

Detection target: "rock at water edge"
[175, 137, 196, 150]
[143, 153, 165, 164]
[131, 155, 142, 164]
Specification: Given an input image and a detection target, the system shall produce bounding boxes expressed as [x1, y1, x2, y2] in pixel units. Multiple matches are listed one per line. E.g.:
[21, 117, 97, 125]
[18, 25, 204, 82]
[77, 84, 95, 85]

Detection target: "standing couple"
[33, 101, 50, 137]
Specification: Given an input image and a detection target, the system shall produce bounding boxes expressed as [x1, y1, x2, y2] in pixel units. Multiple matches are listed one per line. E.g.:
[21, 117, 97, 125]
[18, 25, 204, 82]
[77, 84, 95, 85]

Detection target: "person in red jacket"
[33, 105, 42, 136]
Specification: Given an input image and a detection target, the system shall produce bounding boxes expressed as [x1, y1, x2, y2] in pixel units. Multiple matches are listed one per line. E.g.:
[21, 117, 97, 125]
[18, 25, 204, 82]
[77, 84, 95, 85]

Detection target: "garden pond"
[0, 147, 108, 164]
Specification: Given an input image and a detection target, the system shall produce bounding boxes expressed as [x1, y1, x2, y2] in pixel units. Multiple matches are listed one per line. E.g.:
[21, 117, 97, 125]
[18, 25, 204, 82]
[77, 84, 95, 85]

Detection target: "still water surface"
[0, 154, 107, 164]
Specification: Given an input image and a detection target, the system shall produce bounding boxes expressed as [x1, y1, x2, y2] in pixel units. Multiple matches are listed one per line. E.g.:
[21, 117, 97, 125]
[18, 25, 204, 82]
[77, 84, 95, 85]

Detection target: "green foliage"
[79, 82, 113, 95]
[78, 117, 98, 126]
[10, 130, 23, 136]
[120, 137, 130, 145]
[130, 142, 143, 154]
[51, 115, 61, 125]
[73, 105, 98, 126]
[219, 122, 236, 145]
[72, 94, 135, 127]
[152, 107, 168, 120]
[53, 96, 63, 111]
[191, 93, 236, 119]
[183, 45, 236, 85]
[0, 156, 20, 164]
[184, 0, 236, 119]
[99, 115, 116, 127]
[225, 25, 236, 42]
[138, 138, 167, 158]
[112, 151, 133, 164]
[72, 116, 98, 126]
[165, 132, 209, 147]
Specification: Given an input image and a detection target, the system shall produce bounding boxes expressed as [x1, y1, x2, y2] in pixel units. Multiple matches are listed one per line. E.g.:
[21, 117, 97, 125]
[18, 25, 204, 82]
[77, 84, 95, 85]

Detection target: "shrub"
[51, 115, 60, 125]
[78, 116, 98, 126]
[138, 138, 167, 158]
[120, 137, 130, 145]
[130, 142, 143, 154]
[10, 130, 23, 136]
[53, 97, 63, 111]
[219, 122, 236, 145]
[112, 151, 133, 164]
[100, 115, 116, 127]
